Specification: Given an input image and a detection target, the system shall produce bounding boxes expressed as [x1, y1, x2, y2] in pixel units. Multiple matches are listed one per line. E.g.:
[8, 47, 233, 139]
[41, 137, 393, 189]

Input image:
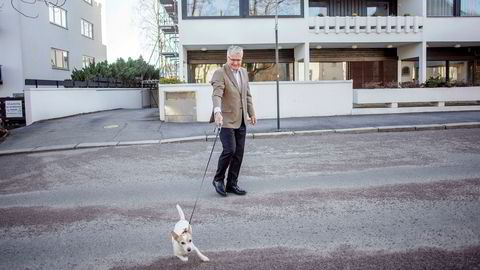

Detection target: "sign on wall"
[5, 100, 23, 118]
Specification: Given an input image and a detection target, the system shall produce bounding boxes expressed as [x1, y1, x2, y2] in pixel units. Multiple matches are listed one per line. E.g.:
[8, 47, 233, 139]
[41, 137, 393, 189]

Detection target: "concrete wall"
[25, 88, 145, 125]
[424, 18, 480, 42]
[159, 81, 354, 122]
[0, 1, 107, 98]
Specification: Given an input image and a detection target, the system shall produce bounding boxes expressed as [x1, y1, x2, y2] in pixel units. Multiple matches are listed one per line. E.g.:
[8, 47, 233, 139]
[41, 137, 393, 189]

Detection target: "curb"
[1, 122, 479, 156]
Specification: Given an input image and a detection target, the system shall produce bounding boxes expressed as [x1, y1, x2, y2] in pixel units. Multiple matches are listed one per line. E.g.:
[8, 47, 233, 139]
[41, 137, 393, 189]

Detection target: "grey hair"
[227, 45, 243, 57]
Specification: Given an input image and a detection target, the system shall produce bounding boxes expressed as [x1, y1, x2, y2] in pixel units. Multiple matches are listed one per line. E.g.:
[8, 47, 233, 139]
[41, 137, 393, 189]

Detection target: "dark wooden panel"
[188, 49, 295, 64]
[427, 47, 480, 61]
[310, 48, 397, 62]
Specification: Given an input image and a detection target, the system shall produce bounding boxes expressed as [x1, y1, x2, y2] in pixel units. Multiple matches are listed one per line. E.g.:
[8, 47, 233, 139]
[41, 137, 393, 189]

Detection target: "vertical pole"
[275, 0, 280, 130]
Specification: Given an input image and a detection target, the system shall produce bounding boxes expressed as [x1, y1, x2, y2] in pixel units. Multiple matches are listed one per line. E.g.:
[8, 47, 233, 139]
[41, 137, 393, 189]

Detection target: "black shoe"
[225, 185, 247, 195]
[212, 181, 227, 197]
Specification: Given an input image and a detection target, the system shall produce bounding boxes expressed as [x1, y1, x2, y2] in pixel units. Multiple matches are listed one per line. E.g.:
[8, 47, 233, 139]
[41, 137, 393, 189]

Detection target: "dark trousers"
[214, 118, 246, 187]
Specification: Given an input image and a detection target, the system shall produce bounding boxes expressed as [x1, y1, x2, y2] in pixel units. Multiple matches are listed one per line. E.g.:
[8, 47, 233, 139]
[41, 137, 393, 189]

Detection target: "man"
[210, 45, 256, 197]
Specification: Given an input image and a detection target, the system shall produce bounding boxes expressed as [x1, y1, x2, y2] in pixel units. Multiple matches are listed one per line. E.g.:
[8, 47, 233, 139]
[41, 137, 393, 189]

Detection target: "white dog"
[171, 204, 210, 262]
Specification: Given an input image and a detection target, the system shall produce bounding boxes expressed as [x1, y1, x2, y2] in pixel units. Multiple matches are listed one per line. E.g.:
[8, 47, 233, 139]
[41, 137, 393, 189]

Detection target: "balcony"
[309, 16, 423, 35]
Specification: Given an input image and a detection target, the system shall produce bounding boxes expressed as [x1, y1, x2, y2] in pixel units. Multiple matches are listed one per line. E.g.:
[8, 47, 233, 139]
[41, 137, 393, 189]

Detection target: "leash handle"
[188, 126, 221, 225]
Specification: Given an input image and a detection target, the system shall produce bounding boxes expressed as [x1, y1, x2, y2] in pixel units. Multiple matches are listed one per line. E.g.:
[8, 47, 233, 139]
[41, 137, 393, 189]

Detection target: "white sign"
[5, 100, 23, 118]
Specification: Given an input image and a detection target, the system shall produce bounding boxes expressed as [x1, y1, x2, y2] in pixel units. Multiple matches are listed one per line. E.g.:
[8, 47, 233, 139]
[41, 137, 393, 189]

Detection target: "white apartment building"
[0, 0, 107, 98]
[168, 0, 480, 88]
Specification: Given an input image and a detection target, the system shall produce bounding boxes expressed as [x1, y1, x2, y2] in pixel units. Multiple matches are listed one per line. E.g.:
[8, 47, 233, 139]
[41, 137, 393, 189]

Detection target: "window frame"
[182, 0, 304, 19]
[309, 0, 329, 17]
[82, 55, 95, 68]
[427, 0, 480, 17]
[81, 18, 94, 39]
[51, 48, 70, 71]
[366, 1, 390, 17]
[49, 4, 68, 29]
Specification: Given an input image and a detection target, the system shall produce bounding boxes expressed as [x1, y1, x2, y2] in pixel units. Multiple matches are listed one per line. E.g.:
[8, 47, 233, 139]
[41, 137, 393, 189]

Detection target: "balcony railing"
[308, 16, 424, 35]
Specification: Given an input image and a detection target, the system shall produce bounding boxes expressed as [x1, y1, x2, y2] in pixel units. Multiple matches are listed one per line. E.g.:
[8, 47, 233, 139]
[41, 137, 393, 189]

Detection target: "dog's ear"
[171, 231, 180, 241]
[188, 225, 192, 234]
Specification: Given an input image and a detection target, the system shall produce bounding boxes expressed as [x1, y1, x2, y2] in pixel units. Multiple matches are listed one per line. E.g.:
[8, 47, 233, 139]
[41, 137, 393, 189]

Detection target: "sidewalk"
[1, 108, 479, 155]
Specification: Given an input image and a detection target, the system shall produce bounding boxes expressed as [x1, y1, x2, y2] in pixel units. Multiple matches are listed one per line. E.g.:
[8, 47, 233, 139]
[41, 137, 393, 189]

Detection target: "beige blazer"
[210, 64, 255, 129]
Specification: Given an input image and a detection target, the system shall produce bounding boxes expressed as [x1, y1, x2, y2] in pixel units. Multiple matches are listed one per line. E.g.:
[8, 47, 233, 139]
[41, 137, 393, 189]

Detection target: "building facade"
[0, 0, 107, 98]
[171, 0, 480, 88]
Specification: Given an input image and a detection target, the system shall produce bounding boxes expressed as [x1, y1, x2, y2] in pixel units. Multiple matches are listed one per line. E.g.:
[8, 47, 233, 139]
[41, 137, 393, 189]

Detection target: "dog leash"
[188, 125, 221, 225]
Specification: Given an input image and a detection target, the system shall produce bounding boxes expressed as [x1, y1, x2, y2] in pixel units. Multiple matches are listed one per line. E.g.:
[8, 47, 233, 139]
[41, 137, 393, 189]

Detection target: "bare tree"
[9, 0, 67, 19]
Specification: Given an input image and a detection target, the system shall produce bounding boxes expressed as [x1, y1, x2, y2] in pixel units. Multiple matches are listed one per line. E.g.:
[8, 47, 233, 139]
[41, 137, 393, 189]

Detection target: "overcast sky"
[102, 0, 145, 63]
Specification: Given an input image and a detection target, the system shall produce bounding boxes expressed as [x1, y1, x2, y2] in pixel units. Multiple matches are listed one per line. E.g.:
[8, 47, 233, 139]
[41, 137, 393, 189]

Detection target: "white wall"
[25, 88, 145, 125]
[0, 6, 25, 97]
[159, 81, 353, 122]
[0, 1, 106, 98]
[424, 18, 480, 42]
[354, 87, 480, 104]
[20, 1, 107, 81]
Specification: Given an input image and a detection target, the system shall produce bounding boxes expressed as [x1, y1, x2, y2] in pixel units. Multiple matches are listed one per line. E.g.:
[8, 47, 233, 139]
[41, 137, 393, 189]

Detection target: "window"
[245, 63, 294, 81]
[183, 0, 303, 18]
[461, 0, 480, 16]
[51, 48, 69, 70]
[81, 19, 94, 39]
[49, 4, 67, 28]
[249, 0, 302, 16]
[309, 62, 347, 80]
[83, 56, 95, 68]
[367, 1, 389, 16]
[309, 0, 329, 16]
[185, 0, 240, 17]
[401, 61, 418, 82]
[427, 61, 447, 79]
[427, 0, 454, 16]
[449, 61, 469, 81]
[84, 0, 92, 4]
[190, 64, 222, 83]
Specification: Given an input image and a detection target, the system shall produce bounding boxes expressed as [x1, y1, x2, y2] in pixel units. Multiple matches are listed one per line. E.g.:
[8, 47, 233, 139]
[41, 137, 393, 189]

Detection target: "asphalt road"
[1, 129, 480, 269]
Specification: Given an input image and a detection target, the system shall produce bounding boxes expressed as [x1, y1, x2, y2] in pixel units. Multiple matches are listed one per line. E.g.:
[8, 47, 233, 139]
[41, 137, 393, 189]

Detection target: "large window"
[245, 63, 294, 81]
[427, 61, 447, 79]
[309, 62, 347, 80]
[427, 0, 454, 16]
[185, 0, 240, 17]
[428, 0, 480, 16]
[190, 64, 222, 83]
[188, 63, 293, 82]
[51, 48, 69, 70]
[49, 4, 67, 28]
[249, 0, 302, 16]
[309, 0, 329, 16]
[367, 1, 389, 16]
[460, 0, 480, 16]
[81, 19, 94, 39]
[82, 55, 95, 68]
[183, 0, 303, 18]
[449, 61, 469, 81]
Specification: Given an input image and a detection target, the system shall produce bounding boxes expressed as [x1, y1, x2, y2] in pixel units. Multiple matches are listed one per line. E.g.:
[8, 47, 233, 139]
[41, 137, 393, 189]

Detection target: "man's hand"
[214, 112, 223, 127]
[249, 116, 257, 126]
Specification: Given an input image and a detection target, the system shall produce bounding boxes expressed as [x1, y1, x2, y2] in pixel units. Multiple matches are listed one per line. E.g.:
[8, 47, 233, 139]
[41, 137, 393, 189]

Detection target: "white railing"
[353, 87, 480, 114]
[308, 16, 423, 34]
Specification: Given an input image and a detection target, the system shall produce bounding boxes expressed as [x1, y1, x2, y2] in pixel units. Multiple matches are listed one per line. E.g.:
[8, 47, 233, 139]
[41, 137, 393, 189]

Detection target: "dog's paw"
[176, 255, 188, 262]
[200, 255, 210, 262]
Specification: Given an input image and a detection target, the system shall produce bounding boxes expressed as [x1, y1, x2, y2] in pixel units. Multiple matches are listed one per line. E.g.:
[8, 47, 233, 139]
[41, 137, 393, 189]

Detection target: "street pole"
[275, 0, 280, 130]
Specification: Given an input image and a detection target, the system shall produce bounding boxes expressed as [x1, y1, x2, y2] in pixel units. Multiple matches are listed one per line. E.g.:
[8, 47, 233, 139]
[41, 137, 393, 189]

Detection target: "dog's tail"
[176, 204, 186, 220]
